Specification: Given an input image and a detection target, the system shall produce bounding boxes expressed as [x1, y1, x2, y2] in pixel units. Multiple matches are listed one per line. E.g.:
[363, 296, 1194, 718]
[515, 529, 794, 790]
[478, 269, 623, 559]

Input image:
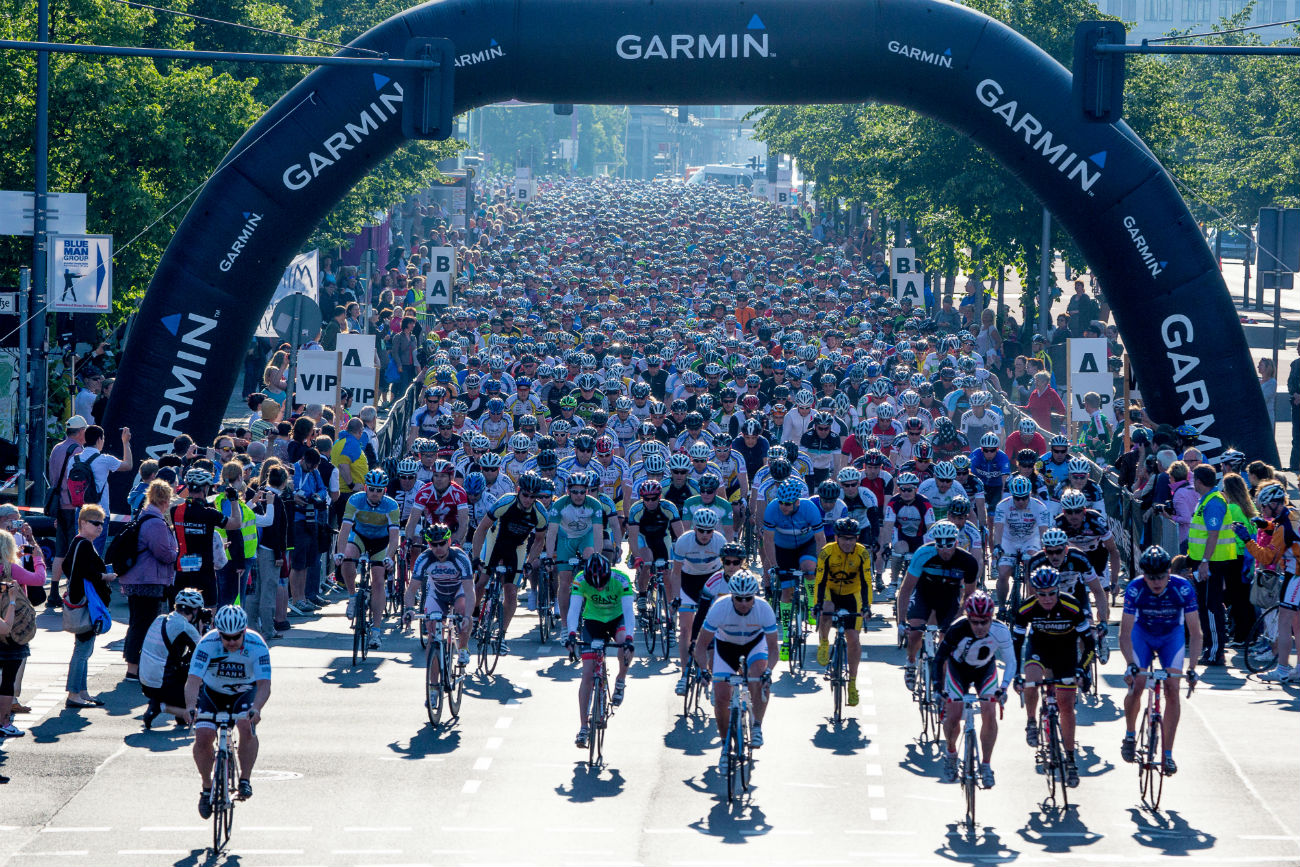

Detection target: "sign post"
[890, 247, 924, 306]
[425, 246, 455, 312]
[337, 333, 379, 408]
[1067, 337, 1112, 426]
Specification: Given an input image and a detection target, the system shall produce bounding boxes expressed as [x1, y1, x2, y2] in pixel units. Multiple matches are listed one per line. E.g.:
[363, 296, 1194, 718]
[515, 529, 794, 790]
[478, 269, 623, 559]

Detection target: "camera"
[1144, 455, 1159, 473]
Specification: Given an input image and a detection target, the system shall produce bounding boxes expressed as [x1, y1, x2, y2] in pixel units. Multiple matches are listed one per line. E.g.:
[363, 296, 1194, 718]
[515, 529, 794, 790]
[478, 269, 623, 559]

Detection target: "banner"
[256, 249, 319, 337]
[48, 234, 112, 313]
[295, 350, 340, 404]
[890, 247, 923, 306]
[426, 246, 455, 310]
[1068, 338, 1112, 422]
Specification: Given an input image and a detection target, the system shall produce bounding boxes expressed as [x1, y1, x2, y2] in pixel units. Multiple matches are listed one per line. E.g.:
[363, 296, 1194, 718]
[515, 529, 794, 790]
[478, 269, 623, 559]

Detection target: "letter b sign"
[426, 246, 455, 311]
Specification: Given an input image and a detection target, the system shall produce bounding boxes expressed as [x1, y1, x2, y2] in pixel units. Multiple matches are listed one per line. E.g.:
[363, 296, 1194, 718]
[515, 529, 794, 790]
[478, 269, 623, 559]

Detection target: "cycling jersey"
[1013, 593, 1091, 677]
[815, 541, 871, 595]
[935, 618, 1017, 694]
[754, 475, 809, 504]
[702, 595, 779, 646]
[628, 499, 680, 542]
[664, 480, 699, 513]
[672, 530, 725, 576]
[763, 498, 825, 548]
[1124, 575, 1197, 637]
[969, 449, 1010, 497]
[883, 494, 936, 545]
[907, 543, 981, 588]
[189, 630, 271, 696]
[800, 429, 842, 471]
[1053, 479, 1105, 513]
[567, 568, 636, 628]
[483, 493, 549, 550]
[1025, 549, 1099, 602]
[1039, 456, 1072, 490]
[412, 482, 469, 533]
[730, 436, 770, 483]
[412, 546, 475, 593]
[548, 494, 606, 540]
[917, 479, 961, 519]
[994, 496, 1051, 543]
[342, 491, 401, 539]
[681, 495, 733, 532]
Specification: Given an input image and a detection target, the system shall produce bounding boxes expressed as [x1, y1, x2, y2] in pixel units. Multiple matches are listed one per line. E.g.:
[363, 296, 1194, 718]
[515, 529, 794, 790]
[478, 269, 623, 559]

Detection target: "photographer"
[139, 589, 207, 729]
[249, 465, 290, 637]
[290, 448, 331, 610]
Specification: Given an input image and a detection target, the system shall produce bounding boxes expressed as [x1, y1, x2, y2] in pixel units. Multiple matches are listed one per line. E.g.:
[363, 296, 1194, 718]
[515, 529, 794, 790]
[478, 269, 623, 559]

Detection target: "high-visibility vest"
[1188, 490, 1236, 562]
[214, 493, 258, 559]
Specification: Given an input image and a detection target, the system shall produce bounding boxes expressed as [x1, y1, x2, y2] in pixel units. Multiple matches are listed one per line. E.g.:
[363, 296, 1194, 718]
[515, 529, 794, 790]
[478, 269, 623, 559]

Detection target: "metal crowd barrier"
[373, 380, 419, 462]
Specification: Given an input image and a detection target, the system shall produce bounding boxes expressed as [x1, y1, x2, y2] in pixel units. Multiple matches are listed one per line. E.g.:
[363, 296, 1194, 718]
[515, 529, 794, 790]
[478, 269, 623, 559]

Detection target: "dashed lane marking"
[461, 779, 482, 794]
[472, 756, 492, 771]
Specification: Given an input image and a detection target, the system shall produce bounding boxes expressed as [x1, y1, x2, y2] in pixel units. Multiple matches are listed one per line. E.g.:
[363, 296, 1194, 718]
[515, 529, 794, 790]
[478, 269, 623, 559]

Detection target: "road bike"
[573, 637, 627, 767]
[682, 637, 713, 718]
[386, 540, 407, 617]
[1000, 549, 1036, 621]
[724, 669, 760, 803]
[196, 710, 252, 853]
[474, 564, 511, 675]
[532, 559, 560, 644]
[824, 608, 853, 724]
[1023, 677, 1070, 809]
[913, 623, 943, 743]
[955, 694, 991, 832]
[1133, 666, 1196, 810]
[771, 567, 809, 675]
[1245, 604, 1280, 673]
[346, 558, 372, 665]
[414, 611, 465, 727]
[639, 558, 674, 660]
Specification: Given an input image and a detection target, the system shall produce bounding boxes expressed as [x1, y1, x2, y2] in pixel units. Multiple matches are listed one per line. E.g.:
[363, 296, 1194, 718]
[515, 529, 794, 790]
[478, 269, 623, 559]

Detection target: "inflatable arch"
[105, 0, 1275, 463]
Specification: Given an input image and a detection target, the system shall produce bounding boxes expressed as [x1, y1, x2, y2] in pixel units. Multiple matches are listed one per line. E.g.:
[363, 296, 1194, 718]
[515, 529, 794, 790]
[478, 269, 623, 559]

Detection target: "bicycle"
[196, 710, 252, 853]
[824, 608, 852, 724]
[999, 549, 1035, 621]
[681, 637, 713, 718]
[955, 694, 997, 832]
[414, 611, 465, 727]
[771, 567, 809, 675]
[474, 564, 510, 675]
[1022, 677, 1070, 809]
[913, 624, 943, 743]
[572, 637, 625, 767]
[1245, 604, 1280, 673]
[1133, 667, 1196, 810]
[386, 541, 407, 617]
[724, 669, 758, 803]
[640, 558, 674, 659]
[533, 559, 559, 644]
[347, 558, 372, 665]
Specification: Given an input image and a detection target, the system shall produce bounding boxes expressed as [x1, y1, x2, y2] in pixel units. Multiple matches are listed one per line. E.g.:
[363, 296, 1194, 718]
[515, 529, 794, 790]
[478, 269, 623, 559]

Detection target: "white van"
[685, 165, 754, 189]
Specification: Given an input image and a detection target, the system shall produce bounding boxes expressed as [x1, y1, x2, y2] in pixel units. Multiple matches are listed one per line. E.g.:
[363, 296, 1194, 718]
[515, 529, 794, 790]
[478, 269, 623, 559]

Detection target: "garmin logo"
[282, 75, 403, 191]
[617, 14, 770, 60]
[1123, 215, 1167, 278]
[975, 78, 1107, 194]
[455, 39, 504, 68]
[1161, 314, 1219, 455]
[887, 41, 952, 68]
[218, 212, 262, 273]
[150, 311, 220, 458]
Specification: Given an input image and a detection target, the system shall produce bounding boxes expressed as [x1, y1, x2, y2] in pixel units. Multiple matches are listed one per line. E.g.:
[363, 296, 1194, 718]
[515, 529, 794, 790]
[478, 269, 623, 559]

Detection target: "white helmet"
[1042, 527, 1070, 548]
[728, 570, 762, 597]
[212, 604, 248, 635]
[693, 509, 720, 530]
[687, 441, 711, 460]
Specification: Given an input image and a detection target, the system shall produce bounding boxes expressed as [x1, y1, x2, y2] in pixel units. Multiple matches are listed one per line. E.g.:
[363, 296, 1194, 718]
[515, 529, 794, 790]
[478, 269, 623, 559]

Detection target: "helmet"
[550, 419, 571, 435]
[1257, 483, 1287, 508]
[970, 391, 990, 407]
[1042, 527, 1069, 549]
[184, 468, 214, 488]
[1175, 423, 1198, 438]
[174, 589, 205, 612]
[720, 542, 745, 560]
[478, 451, 503, 468]
[952, 454, 971, 471]
[1018, 418, 1037, 435]
[768, 458, 792, 481]
[932, 461, 956, 481]
[833, 517, 860, 537]
[396, 458, 419, 478]
[930, 520, 959, 544]
[668, 453, 692, 471]
[980, 432, 1000, 449]
[1007, 476, 1032, 497]
[1139, 545, 1172, 574]
[1066, 458, 1090, 476]
[896, 471, 920, 487]
[559, 395, 578, 409]
[463, 472, 486, 495]
[436, 414, 454, 430]
[1220, 448, 1245, 471]
[643, 454, 667, 474]
[1016, 448, 1038, 466]
[1049, 434, 1070, 449]
[964, 592, 996, 619]
[510, 433, 532, 452]
[534, 450, 557, 471]
[698, 473, 721, 492]
[573, 435, 596, 452]
[899, 390, 919, 407]
[913, 441, 933, 460]
[817, 479, 841, 501]
[1059, 490, 1087, 511]
[687, 441, 711, 460]
[470, 434, 491, 451]
[638, 479, 663, 498]
[596, 436, 616, 455]
[863, 449, 886, 467]
[693, 509, 720, 530]
[948, 495, 971, 516]
[727, 570, 762, 597]
[422, 522, 453, 545]
[567, 472, 591, 490]
[430, 460, 453, 477]
[876, 403, 896, 420]
[486, 398, 505, 414]
[364, 469, 389, 488]
[776, 478, 803, 503]
[837, 466, 862, 484]
[519, 414, 539, 431]
[583, 553, 612, 588]
[213, 605, 248, 636]
[518, 472, 544, 496]
[794, 389, 815, 407]
[1028, 566, 1062, 591]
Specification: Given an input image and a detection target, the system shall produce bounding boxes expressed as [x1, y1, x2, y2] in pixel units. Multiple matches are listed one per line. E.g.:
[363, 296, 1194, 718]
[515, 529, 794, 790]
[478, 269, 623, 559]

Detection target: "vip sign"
[1067, 338, 1113, 422]
[296, 351, 340, 404]
[890, 248, 924, 305]
[426, 246, 455, 310]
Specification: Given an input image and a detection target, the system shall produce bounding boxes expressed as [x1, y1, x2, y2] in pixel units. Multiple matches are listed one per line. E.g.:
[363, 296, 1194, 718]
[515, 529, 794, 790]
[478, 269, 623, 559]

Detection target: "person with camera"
[289, 448, 332, 615]
[171, 467, 242, 607]
[120, 480, 180, 683]
[60, 506, 110, 709]
[139, 589, 208, 728]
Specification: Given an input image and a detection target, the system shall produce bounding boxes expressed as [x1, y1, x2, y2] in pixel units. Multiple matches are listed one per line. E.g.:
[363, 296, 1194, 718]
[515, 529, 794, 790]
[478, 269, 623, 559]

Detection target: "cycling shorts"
[485, 542, 525, 580]
[557, 533, 594, 566]
[195, 685, 256, 732]
[1022, 636, 1079, 685]
[580, 617, 628, 659]
[424, 584, 465, 618]
[637, 535, 670, 565]
[347, 534, 390, 562]
[1131, 626, 1186, 673]
[774, 539, 819, 571]
[679, 571, 711, 608]
[907, 581, 961, 630]
[1280, 574, 1300, 612]
[712, 635, 767, 682]
[816, 588, 863, 630]
[941, 660, 999, 702]
[998, 539, 1040, 569]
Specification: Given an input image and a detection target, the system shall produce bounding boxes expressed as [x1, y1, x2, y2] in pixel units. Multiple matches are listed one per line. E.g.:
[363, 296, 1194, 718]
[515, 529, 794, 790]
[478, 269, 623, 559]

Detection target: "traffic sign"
[0, 191, 87, 237]
[270, 293, 322, 346]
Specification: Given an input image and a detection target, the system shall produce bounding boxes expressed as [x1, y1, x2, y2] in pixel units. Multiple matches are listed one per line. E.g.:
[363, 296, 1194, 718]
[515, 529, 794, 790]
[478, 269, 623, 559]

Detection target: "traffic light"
[401, 38, 455, 140]
[1072, 20, 1126, 124]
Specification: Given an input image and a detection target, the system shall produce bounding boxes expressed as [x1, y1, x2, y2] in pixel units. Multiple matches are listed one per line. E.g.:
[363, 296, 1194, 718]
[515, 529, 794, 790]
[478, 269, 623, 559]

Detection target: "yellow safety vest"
[215, 493, 258, 559]
[1188, 490, 1235, 562]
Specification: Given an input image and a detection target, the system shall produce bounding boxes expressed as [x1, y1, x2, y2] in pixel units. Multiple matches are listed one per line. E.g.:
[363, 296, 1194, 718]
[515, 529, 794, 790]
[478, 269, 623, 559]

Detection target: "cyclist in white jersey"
[993, 476, 1051, 605]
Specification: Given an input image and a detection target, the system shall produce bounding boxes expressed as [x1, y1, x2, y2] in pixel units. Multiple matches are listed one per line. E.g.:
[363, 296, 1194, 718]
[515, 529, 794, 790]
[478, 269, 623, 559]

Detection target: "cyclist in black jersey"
[1056, 491, 1121, 590]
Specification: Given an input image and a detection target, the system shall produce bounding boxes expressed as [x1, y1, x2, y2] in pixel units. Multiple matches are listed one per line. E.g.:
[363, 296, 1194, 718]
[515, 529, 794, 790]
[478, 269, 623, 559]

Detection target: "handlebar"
[195, 710, 254, 725]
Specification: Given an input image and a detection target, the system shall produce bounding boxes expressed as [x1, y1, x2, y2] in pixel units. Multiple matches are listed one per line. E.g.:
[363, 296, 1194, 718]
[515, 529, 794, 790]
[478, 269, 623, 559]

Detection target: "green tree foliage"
[475, 103, 626, 175]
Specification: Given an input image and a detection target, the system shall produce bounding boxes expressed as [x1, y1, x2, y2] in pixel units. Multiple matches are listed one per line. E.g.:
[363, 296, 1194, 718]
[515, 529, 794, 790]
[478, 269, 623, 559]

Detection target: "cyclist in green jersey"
[565, 554, 636, 749]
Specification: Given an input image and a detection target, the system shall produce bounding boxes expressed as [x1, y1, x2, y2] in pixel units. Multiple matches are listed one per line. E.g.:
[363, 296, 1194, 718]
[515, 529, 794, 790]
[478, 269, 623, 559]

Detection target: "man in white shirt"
[75, 424, 134, 553]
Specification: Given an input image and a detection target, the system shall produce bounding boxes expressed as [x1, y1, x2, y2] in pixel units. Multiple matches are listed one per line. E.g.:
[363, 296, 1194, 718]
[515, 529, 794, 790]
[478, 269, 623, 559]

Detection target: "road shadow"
[28, 710, 91, 744]
[535, 657, 581, 683]
[811, 719, 871, 755]
[320, 657, 382, 688]
[664, 713, 717, 756]
[387, 726, 462, 759]
[554, 763, 625, 802]
[937, 824, 1017, 863]
[1076, 689, 1123, 723]
[627, 657, 675, 679]
[770, 672, 821, 697]
[683, 774, 772, 842]
[462, 673, 531, 705]
[170, 847, 244, 866]
[124, 724, 193, 752]
[899, 739, 945, 778]
[1129, 807, 1216, 853]
[1018, 807, 1102, 853]
[96, 677, 149, 717]
[1073, 743, 1114, 779]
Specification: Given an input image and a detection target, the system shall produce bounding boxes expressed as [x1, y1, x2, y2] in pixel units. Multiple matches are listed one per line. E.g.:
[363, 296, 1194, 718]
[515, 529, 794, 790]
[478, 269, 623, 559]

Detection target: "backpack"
[66, 452, 105, 508]
[4, 585, 37, 645]
[106, 512, 159, 576]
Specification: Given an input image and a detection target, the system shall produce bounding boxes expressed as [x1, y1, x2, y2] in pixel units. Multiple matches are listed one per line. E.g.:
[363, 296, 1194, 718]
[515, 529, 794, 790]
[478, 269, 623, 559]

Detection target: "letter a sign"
[426, 245, 455, 311]
[890, 247, 924, 305]
[1068, 337, 1112, 422]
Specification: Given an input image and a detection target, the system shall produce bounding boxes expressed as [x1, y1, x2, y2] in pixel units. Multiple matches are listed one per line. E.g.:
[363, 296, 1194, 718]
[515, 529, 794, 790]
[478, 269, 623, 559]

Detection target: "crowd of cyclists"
[10, 177, 1294, 817]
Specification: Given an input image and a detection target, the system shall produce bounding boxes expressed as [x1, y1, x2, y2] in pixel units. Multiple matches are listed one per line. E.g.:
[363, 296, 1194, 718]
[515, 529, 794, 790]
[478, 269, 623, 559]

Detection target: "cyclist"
[628, 478, 684, 607]
[1055, 490, 1122, 595]
[898, 521, 980, 690]
[546, 472, 608, 628]
[694, 570, 779, 771]
[934, 495, 985, 574]
[918, 461, 962, 520]
[814, 517, 872, 706]
[140, 589, 207, 729]
[1039, 434, 1073, 490]
[878, 471, 936, 600]
[1053, 458, 1105, 514]
[664, 454, 701, 513]
[762, 477, 827, 661]
[406, 460, 469, 547]
[675, 542, 748, 696]
[682, 473, 734, 541]
[185, 605, 270, 817]
[1012, 565, 1093, 788]
[838, 466, 881, 550]
[335, 469, 400, 650]
[1119, 545, 1202, 775]
[935, 593, 1014, 787]
[1029, 527, 1109, 630]
[671, 508, 726, 676]
[411, 523, 475, 671]
[565, 554, 636, 748]
[970, 432, 1010, 521]
[992, 475, 1050, 607]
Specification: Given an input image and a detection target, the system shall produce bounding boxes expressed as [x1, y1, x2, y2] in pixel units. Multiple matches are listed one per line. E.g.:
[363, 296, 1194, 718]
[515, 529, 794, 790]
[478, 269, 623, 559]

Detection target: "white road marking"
[869, 806, 888, 821]
[10, 852, 89, 857]
[867, 784, 885, 798]
[138, 826, 205, 832]
[242, 825, 313, 831]
[546, 827, 615, 833]
[844, 830, 917, 835]
[473, 756, 493, 771]
[864, 763, 883, 776]
[39, 828, 110, 833]
[485, 736, 504, 749]
[461, 779, 482, 793]
[344, 826, 413, 832]
[227, 849, 305, 855]
[440, 826, 507, 832]
[494, 716, 513, 729]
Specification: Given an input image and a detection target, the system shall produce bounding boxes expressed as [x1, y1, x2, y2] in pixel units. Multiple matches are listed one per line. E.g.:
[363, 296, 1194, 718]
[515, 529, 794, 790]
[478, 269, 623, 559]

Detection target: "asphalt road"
[2, 593, 1299, 867]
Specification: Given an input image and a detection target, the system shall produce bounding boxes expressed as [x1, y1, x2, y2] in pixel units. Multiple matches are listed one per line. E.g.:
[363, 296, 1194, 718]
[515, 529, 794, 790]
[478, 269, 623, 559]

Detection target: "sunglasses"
[1013, 494, 1029, 500]
[899, 486, 917, 493]
[732, 595, 755, 603]
[1051, 448, 1068, 454]
[671, 470, 688, 475]
[722, 558, 743, 566]
[1035, 589, 1059, 597]
[842, 481, 859, 487]
[1062, 508, 1083, 515]
[643, 495, 660, 501]
[83, 519, 104, 527]
[934, 540, 956, 549]
[430, 540, 450, 547]
[220, 632, 244, 641]
[982, 447, 997, 452]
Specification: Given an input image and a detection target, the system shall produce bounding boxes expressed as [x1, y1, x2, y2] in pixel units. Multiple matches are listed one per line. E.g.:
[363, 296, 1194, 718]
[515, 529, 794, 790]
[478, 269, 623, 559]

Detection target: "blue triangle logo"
[1089, 151, 1107, 168]
[944, 48, 952, 56]
[241, 211, 250, 220]
[1159, 261, 1168, 268]
[490, 38, 498, 46]
[373, 73, 390, 91]
[161, 314, 181, 336]
[748, 13, 765, 29]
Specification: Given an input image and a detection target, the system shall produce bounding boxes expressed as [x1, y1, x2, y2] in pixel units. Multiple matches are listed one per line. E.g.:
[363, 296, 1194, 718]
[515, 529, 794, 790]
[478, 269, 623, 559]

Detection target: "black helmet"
[1139, 545, 1172, 575]
[833, 517, 860, 537]
[583, 553, 612, 588]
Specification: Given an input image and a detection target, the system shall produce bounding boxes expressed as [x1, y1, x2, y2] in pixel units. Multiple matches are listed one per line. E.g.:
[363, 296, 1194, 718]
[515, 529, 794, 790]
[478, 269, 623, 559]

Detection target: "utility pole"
[28, 0, 50, 506]
[1039, 207, 1053, 336]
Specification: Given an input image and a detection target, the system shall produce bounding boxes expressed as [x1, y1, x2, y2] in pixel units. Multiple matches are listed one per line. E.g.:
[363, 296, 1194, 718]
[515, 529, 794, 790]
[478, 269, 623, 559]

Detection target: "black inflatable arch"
[106, 0, 1274, 463]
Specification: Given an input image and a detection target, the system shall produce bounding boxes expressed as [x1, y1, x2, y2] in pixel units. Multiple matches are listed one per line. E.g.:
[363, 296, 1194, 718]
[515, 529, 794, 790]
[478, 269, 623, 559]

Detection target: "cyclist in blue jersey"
[1118, 546, 1202, 775]
[334, 469, 401, 650]
[762, 477, 827, 661]
[969, 432, 1009, 525]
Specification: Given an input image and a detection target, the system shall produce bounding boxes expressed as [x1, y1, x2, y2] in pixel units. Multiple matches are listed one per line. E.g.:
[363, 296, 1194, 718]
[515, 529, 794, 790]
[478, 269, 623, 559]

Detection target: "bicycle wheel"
[486, 600, 504, 674]
[787, 614, 806, 676]
[963, 729, 978, 831]
[831, 638, 845, 724]
[740, 703, 752, 791]
[417, 583, 428, 649]
[211, 751, 228, 852]
[1246, 607, 1280, 673]
[588, 672, 606, 766]
[476, 604, 493, 674]
[683, 658, 698, 717]
[352, 611, 364, 666]
[537, 574, 552, 645]
[425, 641, 444, 727]
[643, 584, 660, 654]
[726, 709, 742, 802]
[1138, 708, 1157, 805]
[1047, 715, 1068, 808]
[358, 592, 371, 662]
[659, 591, 675, 661]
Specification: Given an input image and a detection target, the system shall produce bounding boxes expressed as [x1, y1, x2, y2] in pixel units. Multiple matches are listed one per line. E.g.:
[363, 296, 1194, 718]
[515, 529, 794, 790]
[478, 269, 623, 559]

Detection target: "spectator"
[1021, 371, 1065, 432]
[975, 308, 1002, 371]
[322, 305, 348, 351]
[75, 424, 134, 554]
[1289, 337, 1300, 470]
[0, 565, 36, 737]
[170, 467, 240, 607]
[59, 507, 110, 709]
[934, 295, 961, 331]
[47, 415, 88, 610]
[119, 480, 179, 681]
[74, 371, 102, 420]
[1188, 463, 1231, 665]
[1220, 472, 1257, 646]
[1258, 357, 1277, 427]
[1066, 279, 1100, 337]
[90, 377, 113, 427]
[1246, 460, 1277, 496]
[139, 589, 205, 729]
[127, 460, 159, 515]
[250, 464, 290, 636]
[214, 463, 257, 609]
[1168, 460, 1195, 549]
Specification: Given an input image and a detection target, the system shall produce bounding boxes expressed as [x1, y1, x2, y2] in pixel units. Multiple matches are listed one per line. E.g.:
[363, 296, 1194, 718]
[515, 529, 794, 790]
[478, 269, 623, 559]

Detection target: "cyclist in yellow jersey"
[814, 517, 873, 706]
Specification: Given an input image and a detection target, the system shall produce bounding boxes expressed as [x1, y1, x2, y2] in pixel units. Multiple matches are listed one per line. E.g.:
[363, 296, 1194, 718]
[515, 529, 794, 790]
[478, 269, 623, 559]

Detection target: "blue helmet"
[463, 472, 486, 495]
[776, 478, 803, 504]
